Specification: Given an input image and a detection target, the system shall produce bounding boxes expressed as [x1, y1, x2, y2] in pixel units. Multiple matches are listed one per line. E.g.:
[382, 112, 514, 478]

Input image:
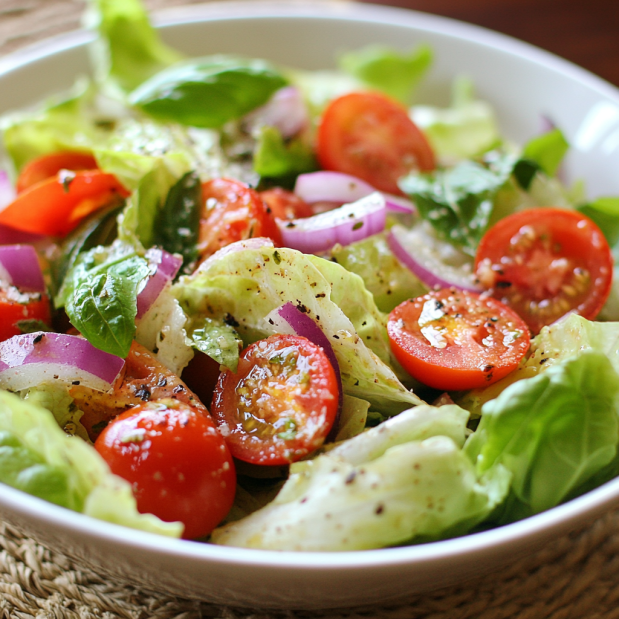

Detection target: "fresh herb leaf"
[152, 171, 202, 274]
[253, 126, 317, 179]
[512, 158, 541, 190]
[578, 196, 619, 247]
[129, 56, 288, 128]
[339, 44, 432, 105]
[399, 154, 514, 251]
[189, 317, 242, 372]
[522, 128, 569, 177]
[64, 243, 150, 357]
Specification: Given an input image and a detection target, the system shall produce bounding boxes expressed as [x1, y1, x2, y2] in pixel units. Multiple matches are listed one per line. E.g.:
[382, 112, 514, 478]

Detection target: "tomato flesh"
[94, 399, 236, 540]
[211, 334, 339, 465]
[0, 287, 52, 342]
[259, 187, 314, 221]
[16, 151, 98, 193]
[475, 208, 613, 334]
[388, 289, 530, 391]
[0, 170, 129, 237]
[317, 91, 436, 195]
[198, 178, 282, 260]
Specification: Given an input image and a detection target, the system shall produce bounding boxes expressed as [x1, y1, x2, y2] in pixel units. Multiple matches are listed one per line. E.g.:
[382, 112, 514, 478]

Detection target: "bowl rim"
[1, 0, 619, 573]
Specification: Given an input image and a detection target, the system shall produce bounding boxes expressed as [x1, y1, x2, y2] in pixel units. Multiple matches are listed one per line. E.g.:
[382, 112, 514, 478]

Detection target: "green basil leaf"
[512, 158, 541, 190]
[189, 317, 242, 373]
[152, 171, 202, 275]
[253, 126, 317, 179]
[129, 56, 288, 128]
[339, 44, 433, 105]
[578, 196, 619, 247]
[522, 128, 569, 177]
[65, 245, 150, 357]
[399, 154, 514, 251]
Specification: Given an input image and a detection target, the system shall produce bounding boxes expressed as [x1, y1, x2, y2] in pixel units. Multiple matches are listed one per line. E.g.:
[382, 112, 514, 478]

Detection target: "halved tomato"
[259, 187, 313, 221]
[0, 286, 52, 342]
[198, 178, 282, 260]
[317, 91, 436, 195]
[475, 208, 613, 334]
[388, 288, 530, 391]
[211, 334, 339, 465]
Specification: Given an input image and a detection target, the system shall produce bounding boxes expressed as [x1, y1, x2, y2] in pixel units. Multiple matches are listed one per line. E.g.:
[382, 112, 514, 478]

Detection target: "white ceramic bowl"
[2, 1, 619, 610]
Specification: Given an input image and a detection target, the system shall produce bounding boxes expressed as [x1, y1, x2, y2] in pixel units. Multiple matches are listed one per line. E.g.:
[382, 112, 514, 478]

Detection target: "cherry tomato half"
[94, 399, 236, 540]
[0, 286, 52, 342]
[388, 288, 530, 391]
[198, 178, 282, 260]
[16, 151, 98, 193]
[0, 170, 130, 237]
[211, 334, 339, 465]
[317, 91, 436, 195]
[259, 187, 314, 221]
[475, 208, 613, 334]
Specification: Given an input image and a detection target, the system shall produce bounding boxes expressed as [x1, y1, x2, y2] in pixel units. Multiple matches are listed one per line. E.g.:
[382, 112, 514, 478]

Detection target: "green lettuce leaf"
[212, 404, 510, 550]
[188, 317, 242, 373]
[338, 44, 432, 105]
[174, 245, 423, 414]
[578, 196, 619, 247]
[465, 351, 619, 518]
[0, 390, 181, 536]
[329, 233, 427, 313]
[253, 126, 317, 179]
[521, 128, 569, 178]
[85, 0, 184, 92]
[129, 56, 288, 128]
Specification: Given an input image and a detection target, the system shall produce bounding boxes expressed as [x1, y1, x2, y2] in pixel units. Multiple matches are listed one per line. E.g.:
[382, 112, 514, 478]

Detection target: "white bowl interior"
[1, 1, 619, 609]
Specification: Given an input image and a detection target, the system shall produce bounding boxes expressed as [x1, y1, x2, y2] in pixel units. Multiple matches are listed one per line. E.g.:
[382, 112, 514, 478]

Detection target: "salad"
[1, 0, 619, 551]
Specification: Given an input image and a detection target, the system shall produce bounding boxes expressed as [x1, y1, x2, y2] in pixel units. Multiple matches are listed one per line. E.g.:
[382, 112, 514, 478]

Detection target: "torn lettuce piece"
[174, 245, 423, 415]
[334, 394, 371, 442]
[465, 351, 619, 520]
[85, 0, 184, 93]
[411, 76, 500, 161]
[339, 44, 433, 105]
[329, 233, 427, 313]
[187, 316, 242, 373]
[211, 404, 510, 551]
[0, 390, 181, 537]
[521, 128, 569, 179]
[253, 125, 317, 179]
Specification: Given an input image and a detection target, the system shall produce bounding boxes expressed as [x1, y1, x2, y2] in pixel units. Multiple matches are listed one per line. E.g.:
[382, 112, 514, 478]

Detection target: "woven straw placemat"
[2, 1, 619, 617]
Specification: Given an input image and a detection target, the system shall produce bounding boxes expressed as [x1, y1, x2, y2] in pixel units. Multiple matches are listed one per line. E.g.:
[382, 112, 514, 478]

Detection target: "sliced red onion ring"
[245, 86, 309, 138]
[274, 302, 342, 442]
[0, 332, 125, 392]
[294, 172, 415, 214]
[387, 224, 482, 293]
[278, 192, 386, 254]
[136, 248, 183, 319]
[0, 244, 46, 292]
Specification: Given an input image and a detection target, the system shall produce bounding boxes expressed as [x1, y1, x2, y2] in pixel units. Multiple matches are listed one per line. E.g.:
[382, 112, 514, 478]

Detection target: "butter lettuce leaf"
[174, 244, 423, 414]
[0, 390, 181, 536]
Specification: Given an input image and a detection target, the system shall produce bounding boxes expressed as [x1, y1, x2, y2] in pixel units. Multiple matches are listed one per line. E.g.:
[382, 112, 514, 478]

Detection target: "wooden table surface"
[359, 0, 619, 88]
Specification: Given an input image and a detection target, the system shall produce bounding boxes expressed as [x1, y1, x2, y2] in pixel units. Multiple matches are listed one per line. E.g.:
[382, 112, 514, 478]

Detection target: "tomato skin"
[0, 170, 130, 237]
[0, 287, 52, 342]
[198, 178, 283, 260]
[94, 399, 236, 540]
[388, 289, 530, 391]
[475, 208, 613, 334]
[211, 334, 339, 466]
[259, 187, 314, 221]
[16, 151, 98, 193]
[317, 91, 436, 195]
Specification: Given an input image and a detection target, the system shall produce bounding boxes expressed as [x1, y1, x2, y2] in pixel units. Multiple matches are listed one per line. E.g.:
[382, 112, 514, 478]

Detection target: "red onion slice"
[136, 248, 183, 319]
[278, 192, 386, 254]
[387, 224, 482, 293]
[0, 244, 46, 292]
[294, 172, 415, 214]
[0, 332, 125, 392]
[245, 86, 309, 138]
[274, 302, 342, 442]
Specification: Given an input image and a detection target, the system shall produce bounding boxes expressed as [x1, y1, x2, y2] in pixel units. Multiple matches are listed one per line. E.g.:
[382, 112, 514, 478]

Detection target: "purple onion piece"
[136, 248, 183, 319]
[276, 302, 343, 442]
[0, 244, 46, 292]
[294, 171, 375, 205]
[278, 192, 386, 254]
[0, 332, 125, 392]
[246, 86, 309, 138]
[387, 226, 482, 293]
